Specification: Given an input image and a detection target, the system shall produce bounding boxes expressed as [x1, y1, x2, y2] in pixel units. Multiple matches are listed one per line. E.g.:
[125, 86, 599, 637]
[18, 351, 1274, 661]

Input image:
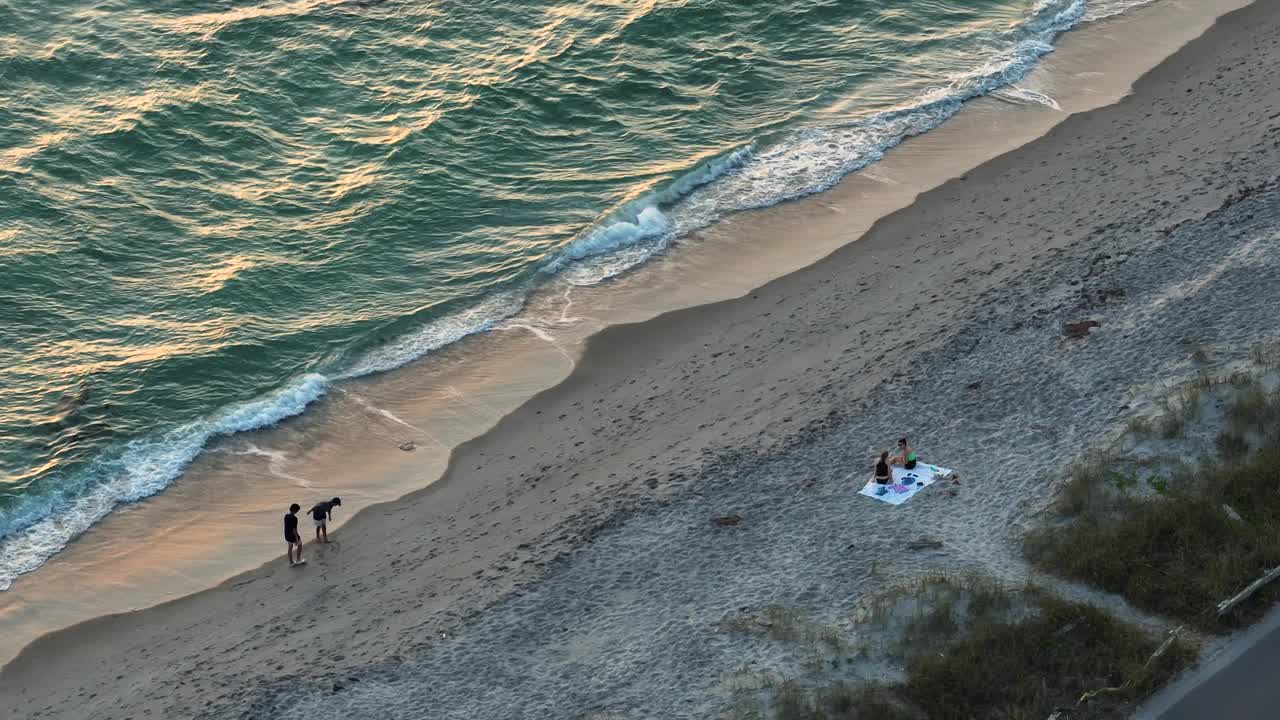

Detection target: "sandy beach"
[5, 0, 1280, 717]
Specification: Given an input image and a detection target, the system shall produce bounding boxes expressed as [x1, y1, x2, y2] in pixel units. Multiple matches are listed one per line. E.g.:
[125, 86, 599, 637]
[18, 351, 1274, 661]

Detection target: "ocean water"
[0, 0, 1148, 589]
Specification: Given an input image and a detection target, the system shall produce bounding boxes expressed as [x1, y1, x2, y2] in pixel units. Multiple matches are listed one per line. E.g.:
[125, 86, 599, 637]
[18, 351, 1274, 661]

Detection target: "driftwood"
[1075, 626, 1183, 709]
[1217, 565, 1280, 615]
[1222, 503, 1244, 523]
[907, 538, 944, 550]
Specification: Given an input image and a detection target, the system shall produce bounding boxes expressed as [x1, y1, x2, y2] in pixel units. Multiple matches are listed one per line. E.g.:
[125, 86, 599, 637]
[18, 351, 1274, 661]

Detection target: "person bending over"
[310, 497, 342, 543]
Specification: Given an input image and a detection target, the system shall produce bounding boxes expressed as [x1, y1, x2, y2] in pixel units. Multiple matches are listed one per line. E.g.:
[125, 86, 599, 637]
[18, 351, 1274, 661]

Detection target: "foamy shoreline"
[3, 0, 1278, 716]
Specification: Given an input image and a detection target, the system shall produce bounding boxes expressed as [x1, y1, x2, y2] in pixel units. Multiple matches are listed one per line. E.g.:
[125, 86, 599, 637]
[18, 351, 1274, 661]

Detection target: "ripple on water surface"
[0, 0, 1130, 585]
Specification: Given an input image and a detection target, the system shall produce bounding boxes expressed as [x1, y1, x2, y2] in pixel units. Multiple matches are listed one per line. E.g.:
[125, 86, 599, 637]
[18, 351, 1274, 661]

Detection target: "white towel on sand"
[858, 463, 952, 505]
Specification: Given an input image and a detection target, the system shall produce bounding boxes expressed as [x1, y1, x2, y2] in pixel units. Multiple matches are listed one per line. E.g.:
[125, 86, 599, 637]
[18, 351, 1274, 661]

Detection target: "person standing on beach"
[310, 497, 342, 543]
[284, 504, 306, 566]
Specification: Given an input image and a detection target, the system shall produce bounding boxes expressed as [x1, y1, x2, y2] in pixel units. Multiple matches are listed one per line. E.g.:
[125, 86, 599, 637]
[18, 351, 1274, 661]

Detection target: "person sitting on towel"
[892, 437, 918, 470]
[874, 451, 891, 485]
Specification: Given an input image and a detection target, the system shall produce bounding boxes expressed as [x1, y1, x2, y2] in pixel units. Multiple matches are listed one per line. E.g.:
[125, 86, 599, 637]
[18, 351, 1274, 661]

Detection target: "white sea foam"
[559, 205, 670, 265]
[992, 85, 1063, 110]
[0, 374, 327, 590]
[338, 291, 527, 379]
[224, 443, 313, 486]
[335, 388, 422, 432]
[544, 146, 754, 283]
[1083, 0, 1161, 23]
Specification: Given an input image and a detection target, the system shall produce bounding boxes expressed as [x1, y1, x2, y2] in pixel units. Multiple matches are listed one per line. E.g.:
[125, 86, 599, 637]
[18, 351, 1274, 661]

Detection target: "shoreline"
[0, 0, 1248, 666]
[4, 0, 1279, 715]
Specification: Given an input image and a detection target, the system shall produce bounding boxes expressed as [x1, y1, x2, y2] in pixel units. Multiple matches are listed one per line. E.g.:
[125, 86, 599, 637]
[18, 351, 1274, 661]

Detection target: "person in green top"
[893, 437, 917, 470]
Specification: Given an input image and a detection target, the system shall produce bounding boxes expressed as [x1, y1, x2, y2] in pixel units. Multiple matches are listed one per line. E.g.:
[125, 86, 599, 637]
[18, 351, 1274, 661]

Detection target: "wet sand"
[4, 0, 1280, 716]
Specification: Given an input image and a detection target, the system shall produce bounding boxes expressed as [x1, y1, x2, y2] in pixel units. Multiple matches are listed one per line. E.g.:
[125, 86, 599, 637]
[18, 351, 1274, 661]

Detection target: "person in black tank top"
[874, 451, 891, 485]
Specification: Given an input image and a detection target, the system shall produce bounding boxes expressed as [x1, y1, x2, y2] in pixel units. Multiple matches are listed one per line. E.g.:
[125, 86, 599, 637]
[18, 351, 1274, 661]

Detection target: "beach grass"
[1027, 383, 1280, 631]
[1227, 380, 1280, 437]
[900, 594, 1192, 720]
[1028, 446, 1280, 630]
[726, 578, 1192, 720]
[721, 605, 844, 647]
[1054, 450, 1132, 515]
[769, 681, 917, 720]
[1158, 385, 1204, 438]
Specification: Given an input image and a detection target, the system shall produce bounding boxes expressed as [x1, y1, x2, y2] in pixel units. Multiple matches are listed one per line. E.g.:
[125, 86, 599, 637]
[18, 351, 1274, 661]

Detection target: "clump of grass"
[1125, 415, 1154, 437]
[1178, 385, 1204, 419]
[817, 684, 911, 720]
[1216, 429, 1250, 463]
[1190, 370, 1218, 390]
[760, 592, 1192, 720]
[1228, 383, 1280, 436]
[1157, 386, 1201, 438]
[721, 605, 842, 647]
[1159, 414, 1185, 439]
[1027, 444, 1280, 630]
[1229, 371, 1258, 388]
[1055, 452, 1151, 515]
[1186, 369, 1254, 390]
[1249, 341, 1280, 370]
[768, 681, 919, 720]
[902, 596, 1194, 720]
[1057, 452, 1113, 515]
[892, 575, 1019, 662]
[774, 682, 811, 720]
[741, 579, 1191, 720]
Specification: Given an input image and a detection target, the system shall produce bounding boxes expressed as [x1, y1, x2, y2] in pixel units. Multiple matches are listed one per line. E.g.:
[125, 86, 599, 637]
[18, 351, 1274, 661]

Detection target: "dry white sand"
[6, 0, 1280, 717]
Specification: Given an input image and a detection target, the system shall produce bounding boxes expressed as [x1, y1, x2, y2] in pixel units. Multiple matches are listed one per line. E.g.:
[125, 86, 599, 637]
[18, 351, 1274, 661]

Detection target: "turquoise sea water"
[0, 0, 1145, 588]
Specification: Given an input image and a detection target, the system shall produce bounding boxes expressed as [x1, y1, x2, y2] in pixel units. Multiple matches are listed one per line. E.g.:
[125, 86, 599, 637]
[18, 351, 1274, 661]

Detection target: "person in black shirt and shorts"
[284, 503, 306, 566]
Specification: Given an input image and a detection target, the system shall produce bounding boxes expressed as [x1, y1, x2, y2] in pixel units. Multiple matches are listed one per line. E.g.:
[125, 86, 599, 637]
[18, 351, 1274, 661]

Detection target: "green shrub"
[1216, 429, 1250, 463]
[744, 585, 1191, 720]
[903, 597, 1194, 720]
[1027, 448, 1280, 630]
[1229, 385, 1280, 434]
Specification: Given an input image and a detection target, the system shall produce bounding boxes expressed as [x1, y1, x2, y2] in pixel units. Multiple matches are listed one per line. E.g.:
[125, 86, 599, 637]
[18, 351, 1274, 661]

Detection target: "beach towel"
[858, 463, 952, 505]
